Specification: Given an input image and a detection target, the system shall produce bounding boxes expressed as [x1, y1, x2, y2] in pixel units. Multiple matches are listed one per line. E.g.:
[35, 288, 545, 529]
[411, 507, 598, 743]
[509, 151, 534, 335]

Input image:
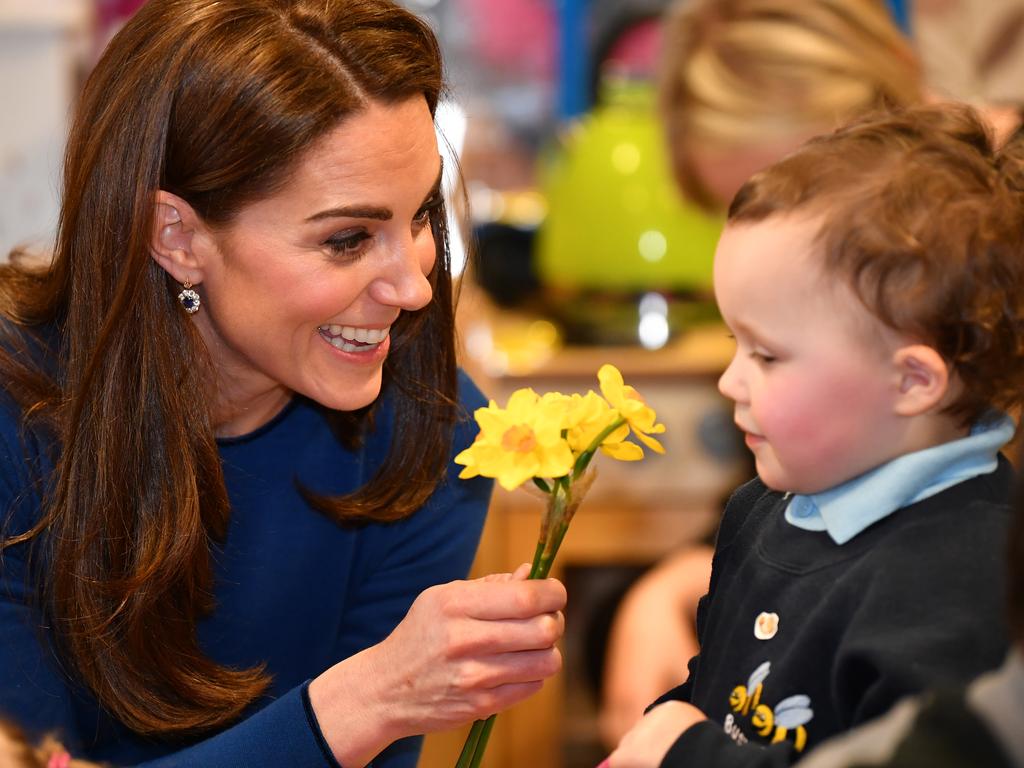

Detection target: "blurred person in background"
[659, 0, 922, 211]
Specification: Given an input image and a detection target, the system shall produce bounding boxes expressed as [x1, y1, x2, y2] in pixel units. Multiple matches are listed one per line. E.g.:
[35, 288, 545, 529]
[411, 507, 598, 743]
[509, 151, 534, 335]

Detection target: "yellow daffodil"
[597, 363, 666, 453]
[563, 391, 643, 461]
[455, 388, 575, 491]
[455, 364, 666, 768]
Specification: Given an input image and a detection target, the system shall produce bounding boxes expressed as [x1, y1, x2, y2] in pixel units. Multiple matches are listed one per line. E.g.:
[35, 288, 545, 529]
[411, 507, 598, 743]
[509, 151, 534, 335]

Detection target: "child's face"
[714, 214, 909, 494]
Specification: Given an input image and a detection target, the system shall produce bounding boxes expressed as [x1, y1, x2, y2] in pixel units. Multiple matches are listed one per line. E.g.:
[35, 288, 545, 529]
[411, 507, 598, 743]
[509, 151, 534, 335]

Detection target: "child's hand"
[605, 701, 707, 768]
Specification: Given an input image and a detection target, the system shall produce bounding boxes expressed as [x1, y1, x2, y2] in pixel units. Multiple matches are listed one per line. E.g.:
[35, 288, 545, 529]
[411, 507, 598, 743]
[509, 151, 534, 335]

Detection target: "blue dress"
[0, 371, 492, 767]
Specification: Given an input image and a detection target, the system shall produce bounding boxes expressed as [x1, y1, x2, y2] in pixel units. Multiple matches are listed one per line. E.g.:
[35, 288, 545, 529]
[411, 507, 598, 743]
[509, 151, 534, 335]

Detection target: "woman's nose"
[374, 240, 435, 311]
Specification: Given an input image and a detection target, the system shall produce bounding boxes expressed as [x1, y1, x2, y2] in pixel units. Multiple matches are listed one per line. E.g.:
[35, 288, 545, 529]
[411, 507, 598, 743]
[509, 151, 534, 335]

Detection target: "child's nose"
[717, 356, 746, 403]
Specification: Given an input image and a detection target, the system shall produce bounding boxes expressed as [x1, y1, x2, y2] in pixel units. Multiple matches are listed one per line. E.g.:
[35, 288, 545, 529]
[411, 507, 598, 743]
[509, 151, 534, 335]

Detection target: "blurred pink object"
[601, 18, 662, 80]
[455, 0, 556, 77]
[96, 0, 145, 45]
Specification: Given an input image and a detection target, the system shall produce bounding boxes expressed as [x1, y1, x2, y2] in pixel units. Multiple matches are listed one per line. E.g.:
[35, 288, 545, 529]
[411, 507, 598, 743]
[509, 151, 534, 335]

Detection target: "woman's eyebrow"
[305, 160, 444, 223]
[306, 204, 393, 222]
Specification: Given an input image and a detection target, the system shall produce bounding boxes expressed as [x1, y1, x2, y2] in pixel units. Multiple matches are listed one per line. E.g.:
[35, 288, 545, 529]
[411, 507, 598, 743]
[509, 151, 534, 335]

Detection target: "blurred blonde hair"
[660, 0, 922, 207]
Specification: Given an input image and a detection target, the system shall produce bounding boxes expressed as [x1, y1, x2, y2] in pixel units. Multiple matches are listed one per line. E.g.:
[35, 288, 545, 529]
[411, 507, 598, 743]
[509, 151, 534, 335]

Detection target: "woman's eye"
[324, 230, 371, 260]
[414, 195, 443, 226]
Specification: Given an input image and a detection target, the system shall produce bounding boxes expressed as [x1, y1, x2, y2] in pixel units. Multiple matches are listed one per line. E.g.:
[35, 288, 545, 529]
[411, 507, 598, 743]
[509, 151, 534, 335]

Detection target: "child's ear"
[149, 190, 210, 285]
[892, 344, 950, 416]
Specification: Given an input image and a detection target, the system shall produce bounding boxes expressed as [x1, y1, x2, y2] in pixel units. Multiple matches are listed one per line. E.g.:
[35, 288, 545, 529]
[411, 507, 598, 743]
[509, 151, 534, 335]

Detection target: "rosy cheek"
[752, 376, 834, 444]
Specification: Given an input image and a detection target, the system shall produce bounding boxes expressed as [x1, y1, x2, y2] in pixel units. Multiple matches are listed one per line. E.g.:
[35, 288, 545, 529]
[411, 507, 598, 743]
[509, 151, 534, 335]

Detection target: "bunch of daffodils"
[453, 364, 665, 768]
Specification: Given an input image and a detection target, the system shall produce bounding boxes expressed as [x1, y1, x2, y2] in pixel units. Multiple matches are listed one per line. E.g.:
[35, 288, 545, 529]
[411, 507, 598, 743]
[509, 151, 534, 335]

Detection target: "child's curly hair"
[0, 721, 100, 768]
[728, 102, 1024, 425]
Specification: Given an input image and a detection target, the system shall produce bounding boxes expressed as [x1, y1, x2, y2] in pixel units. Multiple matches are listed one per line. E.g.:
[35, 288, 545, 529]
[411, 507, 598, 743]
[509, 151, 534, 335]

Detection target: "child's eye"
[750, 350, 776, 364]
[324, 230, 371, 261]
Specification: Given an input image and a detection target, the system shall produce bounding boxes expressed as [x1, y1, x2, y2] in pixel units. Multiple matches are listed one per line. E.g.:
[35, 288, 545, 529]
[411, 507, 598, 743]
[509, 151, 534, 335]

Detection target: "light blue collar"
[785, 413, 1015, 545]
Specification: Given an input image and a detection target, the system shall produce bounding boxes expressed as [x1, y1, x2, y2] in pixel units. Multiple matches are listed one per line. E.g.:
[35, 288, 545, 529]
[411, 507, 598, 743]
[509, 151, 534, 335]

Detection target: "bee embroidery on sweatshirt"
[725, 661, 814, 752]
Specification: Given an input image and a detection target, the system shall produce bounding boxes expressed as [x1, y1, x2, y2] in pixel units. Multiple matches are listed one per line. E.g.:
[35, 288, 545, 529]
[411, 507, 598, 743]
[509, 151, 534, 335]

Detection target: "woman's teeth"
[318, 324, 389, 353]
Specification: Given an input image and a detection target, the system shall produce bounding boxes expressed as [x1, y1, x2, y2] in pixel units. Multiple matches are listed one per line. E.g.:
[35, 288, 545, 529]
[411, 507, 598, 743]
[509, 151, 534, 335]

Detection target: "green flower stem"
[529, 536, 545, 575]
[456, 484, 573, 766]
[455, 721, 484, 768]
[467, 715, 496, 768]
[573, 417, 627, 479]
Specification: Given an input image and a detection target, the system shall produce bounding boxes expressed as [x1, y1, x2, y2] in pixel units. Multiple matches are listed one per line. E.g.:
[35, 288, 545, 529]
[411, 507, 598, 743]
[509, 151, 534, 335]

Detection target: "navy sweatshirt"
[653, 461, 1013, 768]
[0, 371, 491, 767]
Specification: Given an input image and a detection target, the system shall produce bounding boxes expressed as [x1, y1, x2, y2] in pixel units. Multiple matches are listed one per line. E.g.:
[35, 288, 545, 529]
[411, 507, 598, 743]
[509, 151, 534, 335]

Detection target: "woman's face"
[192, 96, 441, 432]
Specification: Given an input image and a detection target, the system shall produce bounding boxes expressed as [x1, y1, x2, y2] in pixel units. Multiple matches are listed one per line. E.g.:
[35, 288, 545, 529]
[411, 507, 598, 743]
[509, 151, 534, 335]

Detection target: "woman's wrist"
[308, 643, 405, 768]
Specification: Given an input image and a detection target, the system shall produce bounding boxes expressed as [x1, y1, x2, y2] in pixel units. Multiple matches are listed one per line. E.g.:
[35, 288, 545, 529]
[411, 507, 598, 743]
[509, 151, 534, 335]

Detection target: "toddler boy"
[608, 103, 1024, 768]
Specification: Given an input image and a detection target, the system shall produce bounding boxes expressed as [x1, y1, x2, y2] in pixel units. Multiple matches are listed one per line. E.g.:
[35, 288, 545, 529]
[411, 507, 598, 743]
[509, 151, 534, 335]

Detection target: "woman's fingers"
[450, 646, 564, 692]
[443, 575, 567, 621]
[475, 680, 545, 715]
[448, 611, 565, 656]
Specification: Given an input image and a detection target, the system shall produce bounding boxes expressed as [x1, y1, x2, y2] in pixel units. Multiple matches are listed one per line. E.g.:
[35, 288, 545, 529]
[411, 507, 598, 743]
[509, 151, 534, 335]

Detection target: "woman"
[0, 1, 565, 766]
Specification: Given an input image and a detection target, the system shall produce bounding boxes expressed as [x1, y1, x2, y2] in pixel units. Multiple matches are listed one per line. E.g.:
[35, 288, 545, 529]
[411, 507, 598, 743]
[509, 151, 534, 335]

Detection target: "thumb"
[478, 563, 531, 583]
[511, 562, 531, 580]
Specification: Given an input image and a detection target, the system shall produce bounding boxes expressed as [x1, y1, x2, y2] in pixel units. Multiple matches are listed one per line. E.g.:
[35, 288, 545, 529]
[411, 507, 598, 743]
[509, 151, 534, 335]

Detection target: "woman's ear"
[150, 190, 208, 285]
[892, 344, 950, 416]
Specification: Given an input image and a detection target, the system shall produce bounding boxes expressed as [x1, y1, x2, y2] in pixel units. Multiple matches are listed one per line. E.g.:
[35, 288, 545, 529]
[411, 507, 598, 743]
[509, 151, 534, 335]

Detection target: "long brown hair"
[0, 0, 457, 738]
[728, 103, 1024, 425]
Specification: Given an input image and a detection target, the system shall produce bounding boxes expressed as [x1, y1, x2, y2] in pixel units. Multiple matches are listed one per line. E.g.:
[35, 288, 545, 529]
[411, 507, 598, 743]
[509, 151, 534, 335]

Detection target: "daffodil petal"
[598, 364, 625, 394]
[506, 388, 542, 419]
[634, 431, 666, 454]
[454, 446, 475, 467]
[535, 443, 576, 479]
[496, 454, 540, 491]
[604, 422, 631, 444]
[600, 441, 644, 461]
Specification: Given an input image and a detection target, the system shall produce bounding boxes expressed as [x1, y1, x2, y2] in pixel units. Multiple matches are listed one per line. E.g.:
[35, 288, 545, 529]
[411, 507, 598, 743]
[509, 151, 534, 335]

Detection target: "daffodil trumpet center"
[501, 424, 538, 453]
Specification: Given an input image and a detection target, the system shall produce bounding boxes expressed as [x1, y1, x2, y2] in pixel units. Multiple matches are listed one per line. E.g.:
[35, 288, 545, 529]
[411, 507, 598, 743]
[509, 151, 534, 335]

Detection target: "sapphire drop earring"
[178, 281, 201, 314]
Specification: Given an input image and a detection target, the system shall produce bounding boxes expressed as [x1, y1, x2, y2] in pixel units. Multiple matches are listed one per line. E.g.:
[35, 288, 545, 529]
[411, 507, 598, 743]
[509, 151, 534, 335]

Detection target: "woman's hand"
[309, 565, 566, 767]
[606, 701, 707, 768]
